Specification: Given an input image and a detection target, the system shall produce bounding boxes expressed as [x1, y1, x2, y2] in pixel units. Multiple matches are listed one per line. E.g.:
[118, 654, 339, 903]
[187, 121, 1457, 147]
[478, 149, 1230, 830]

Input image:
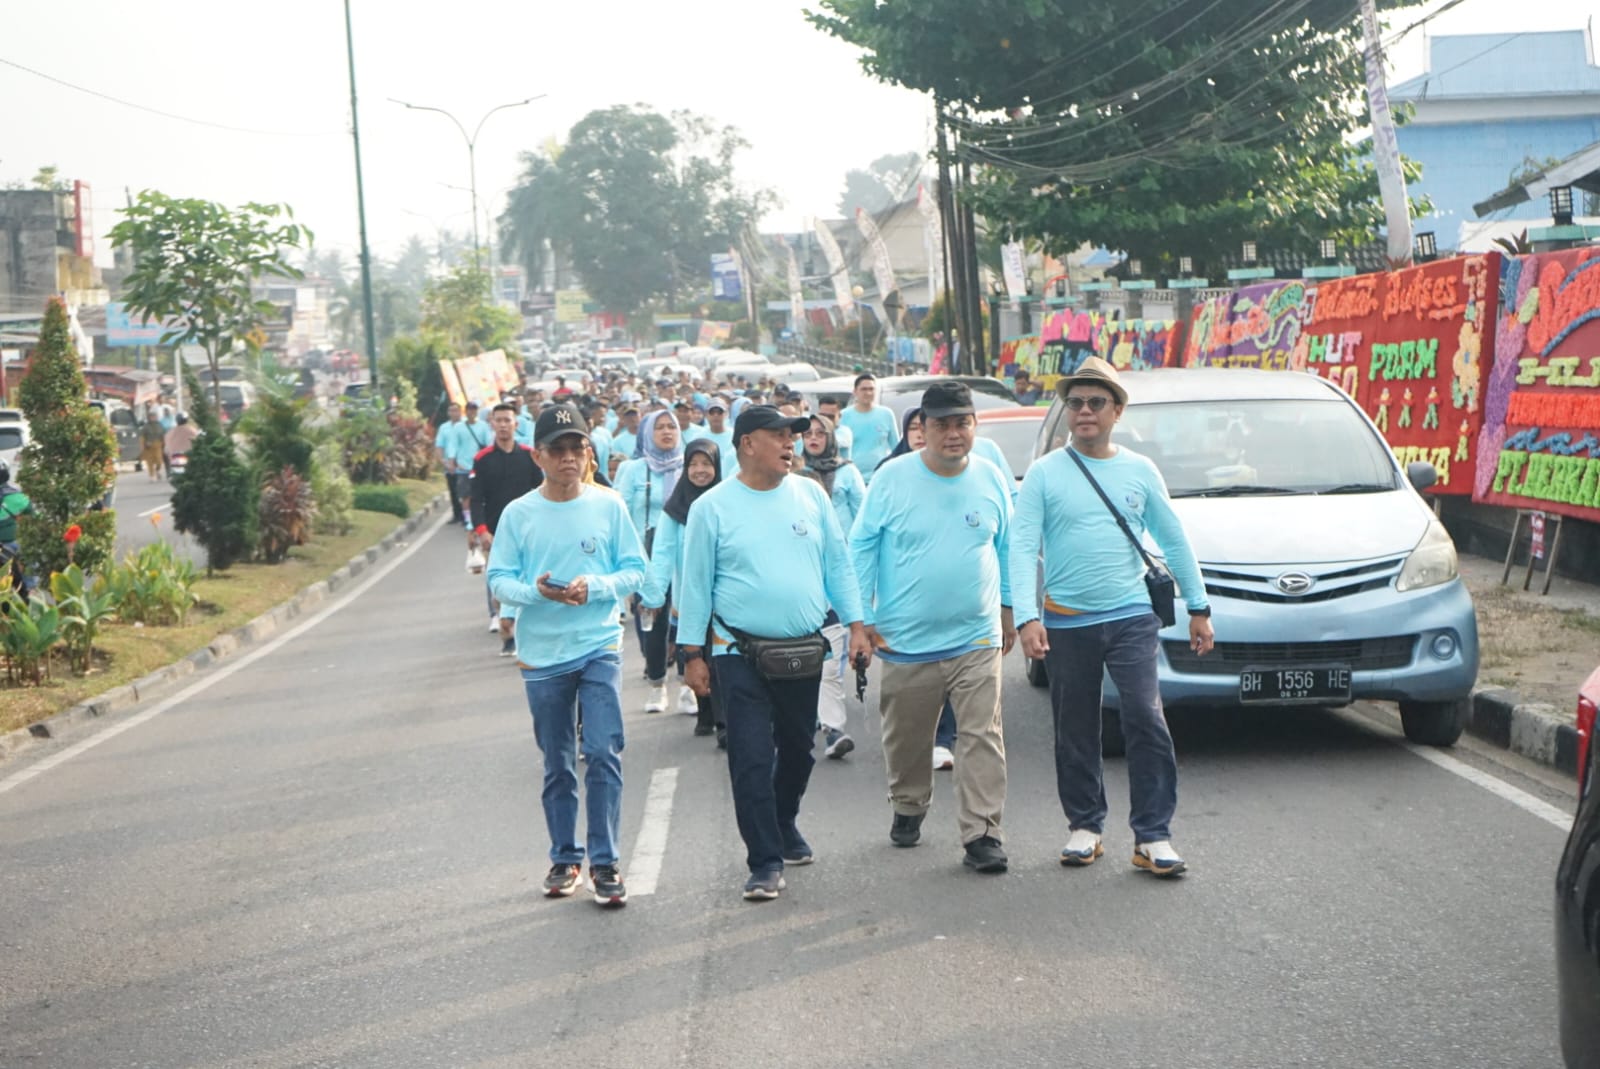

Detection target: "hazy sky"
[2, 0, 1595, 270]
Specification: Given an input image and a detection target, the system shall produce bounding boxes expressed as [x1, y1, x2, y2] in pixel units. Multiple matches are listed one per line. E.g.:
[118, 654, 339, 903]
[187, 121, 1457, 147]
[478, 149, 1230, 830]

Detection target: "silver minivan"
[1028, 368, 1479, 749]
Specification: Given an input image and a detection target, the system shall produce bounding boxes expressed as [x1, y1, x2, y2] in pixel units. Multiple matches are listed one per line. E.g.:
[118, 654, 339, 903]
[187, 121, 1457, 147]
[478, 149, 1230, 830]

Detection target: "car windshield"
[1116, 399, 1398, 496]
[977, 419, 1039, 477]
[0, 427, 22, 450]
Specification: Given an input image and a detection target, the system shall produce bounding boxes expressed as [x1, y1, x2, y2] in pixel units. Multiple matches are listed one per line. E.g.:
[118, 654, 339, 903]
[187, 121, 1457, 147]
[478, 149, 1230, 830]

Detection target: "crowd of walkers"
[462, 355, 1213, 906]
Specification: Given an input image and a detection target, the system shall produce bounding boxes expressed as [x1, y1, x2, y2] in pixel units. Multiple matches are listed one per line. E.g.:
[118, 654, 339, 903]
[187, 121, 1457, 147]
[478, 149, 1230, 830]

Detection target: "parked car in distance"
[596, 350, 639, 376]
[767, 362, 821, 385]
[0, 416, 27, 475]
[215, 381, 258, 424]
[1024, 368, 1479, 751]
[1558, 663, 1599, 1069]
[87, 398, 142, 463]
[790, 375, 1020, 420]
[974, 406, 1046, 481]
[653, 340, 690, 360]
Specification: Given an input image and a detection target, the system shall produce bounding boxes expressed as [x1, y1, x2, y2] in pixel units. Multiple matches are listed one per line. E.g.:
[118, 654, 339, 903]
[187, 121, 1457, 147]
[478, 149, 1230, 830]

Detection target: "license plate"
[1239, 665, 1352, 705]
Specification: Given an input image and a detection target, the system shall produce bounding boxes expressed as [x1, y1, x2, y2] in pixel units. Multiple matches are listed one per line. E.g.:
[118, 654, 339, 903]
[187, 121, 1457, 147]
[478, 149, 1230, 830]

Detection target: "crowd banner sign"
[438, 360, 466, 408]
[1183, 280, 1310, 370]
[1096, 317, 1182, 371]
[1478, 249, 1600, 521]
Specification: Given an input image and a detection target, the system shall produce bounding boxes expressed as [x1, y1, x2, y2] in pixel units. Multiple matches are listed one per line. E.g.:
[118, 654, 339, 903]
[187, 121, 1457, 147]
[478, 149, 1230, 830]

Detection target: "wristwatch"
[1189, 606, 1212, 618]
[681, 647, 705, 661]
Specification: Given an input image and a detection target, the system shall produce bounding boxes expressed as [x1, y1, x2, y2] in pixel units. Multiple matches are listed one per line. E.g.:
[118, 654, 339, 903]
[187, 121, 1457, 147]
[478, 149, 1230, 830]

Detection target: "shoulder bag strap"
[1066, 448, 1159, 571]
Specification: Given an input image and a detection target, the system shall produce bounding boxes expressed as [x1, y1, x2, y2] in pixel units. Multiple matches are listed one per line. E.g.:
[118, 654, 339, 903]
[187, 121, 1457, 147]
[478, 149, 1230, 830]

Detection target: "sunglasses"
[1064, 395, 1114, 412]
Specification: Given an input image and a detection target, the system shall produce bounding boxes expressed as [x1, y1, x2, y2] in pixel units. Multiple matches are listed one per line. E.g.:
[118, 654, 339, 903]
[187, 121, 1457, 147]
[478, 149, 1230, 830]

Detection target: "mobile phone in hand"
[544, 578, 570, 590]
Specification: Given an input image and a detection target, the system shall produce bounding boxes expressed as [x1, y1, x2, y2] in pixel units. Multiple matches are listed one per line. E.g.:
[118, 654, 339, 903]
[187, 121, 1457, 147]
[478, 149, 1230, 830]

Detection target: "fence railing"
[775, 341, 896, 378]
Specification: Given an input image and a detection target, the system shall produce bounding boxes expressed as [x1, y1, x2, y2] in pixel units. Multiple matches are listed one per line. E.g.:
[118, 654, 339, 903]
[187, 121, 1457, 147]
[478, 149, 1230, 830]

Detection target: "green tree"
[837, 151, 927, 215]
[418, 262, 518, 355]
[15, 298, 118, 577]
[171, 366, 258, 574]
[109, 192, 311, 408]
[499, 150, 566, 287]
[812, 0, 1429, 268]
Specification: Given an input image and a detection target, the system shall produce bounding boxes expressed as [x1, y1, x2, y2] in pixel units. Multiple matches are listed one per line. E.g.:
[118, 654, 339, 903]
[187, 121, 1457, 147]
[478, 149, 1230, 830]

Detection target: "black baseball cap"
[733, 404, 810, 448]
[921, 380, 975, 418]
[534, 402, 589, 447]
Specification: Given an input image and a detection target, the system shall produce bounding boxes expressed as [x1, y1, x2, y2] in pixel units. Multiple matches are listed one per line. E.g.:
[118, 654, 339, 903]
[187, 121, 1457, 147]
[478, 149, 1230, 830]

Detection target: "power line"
[0, 55, 345, 138]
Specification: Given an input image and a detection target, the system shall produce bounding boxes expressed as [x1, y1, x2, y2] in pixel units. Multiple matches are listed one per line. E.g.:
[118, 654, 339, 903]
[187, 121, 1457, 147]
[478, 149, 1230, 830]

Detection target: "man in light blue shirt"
[450, 402, 492, 527]
[700, 399, 736, 478]
[435, 402, 466, 525]
[838, 373, 899, 479]
[611, 405, 641, 460]
[677, 405, 872, 902]
[851, 381, 1015, 874]
[1012, 357, 1213, 878]
[513, 394, 536, 447]
[488, 401, 646, 908]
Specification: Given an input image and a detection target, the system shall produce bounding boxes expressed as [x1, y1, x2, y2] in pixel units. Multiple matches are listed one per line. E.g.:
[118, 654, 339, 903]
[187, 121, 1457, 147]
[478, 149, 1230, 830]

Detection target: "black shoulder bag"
[714, 614, 828, 681]
[1066, 450, 1177, 628]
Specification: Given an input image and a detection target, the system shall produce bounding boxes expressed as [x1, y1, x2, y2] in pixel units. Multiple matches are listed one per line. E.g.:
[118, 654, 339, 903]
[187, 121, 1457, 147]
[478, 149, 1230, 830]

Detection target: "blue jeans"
[935, 700, 957, 750]
[1044, 613, 1177, 843]
[712, 653, 820, 874]
[521, 653, 625, 867]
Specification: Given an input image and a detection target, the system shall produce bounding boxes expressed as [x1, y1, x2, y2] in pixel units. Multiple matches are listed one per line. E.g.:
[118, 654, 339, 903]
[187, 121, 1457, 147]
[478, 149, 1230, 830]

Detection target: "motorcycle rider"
[0, 462, 33, 593]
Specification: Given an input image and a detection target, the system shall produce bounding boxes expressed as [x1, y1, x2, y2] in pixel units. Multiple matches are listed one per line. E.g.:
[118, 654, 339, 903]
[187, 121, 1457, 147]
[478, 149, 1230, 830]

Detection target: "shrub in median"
[310, 440, 354, 537]
[258, 466, 317, 564]
[110, 541, 199, 627]
[172, 367, 258, 574]
[1, 583, 59, 685]
[50, 563, 117, 674]
[351, 486, 409, 518]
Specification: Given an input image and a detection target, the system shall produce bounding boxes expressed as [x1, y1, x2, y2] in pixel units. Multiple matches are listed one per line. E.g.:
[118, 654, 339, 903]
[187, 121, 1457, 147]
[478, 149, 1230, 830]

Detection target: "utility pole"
[343, 0, 379, 388]
[934, 101, 970, 374]
[958, 158, 985, 376]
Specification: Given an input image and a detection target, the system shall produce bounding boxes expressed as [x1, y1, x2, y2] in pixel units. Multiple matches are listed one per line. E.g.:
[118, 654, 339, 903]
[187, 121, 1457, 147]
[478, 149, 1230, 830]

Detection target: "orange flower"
[63, 524, 82, 544]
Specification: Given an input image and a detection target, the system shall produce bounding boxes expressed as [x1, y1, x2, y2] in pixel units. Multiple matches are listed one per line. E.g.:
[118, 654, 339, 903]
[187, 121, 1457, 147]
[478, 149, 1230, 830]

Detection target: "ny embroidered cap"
[534, 402, 589, 447]
[1055, 356, 1128, 406]
[921, 380, 975, 419]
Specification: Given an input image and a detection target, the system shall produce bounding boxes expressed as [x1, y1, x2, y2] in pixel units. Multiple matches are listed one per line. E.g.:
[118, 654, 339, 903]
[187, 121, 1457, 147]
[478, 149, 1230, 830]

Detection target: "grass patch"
[1, 476, 441, 736]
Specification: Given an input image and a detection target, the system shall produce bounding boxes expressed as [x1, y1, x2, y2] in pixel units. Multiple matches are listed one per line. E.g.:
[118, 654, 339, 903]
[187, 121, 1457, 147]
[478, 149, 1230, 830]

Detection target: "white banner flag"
[1360, 0, 1413, 266]
[854, 207, 899, 313]
[917, 184, 945, 299]
[1001, 241, 1027, 301]
[785, 241, 805, 335]
[813, 218, 855, 318]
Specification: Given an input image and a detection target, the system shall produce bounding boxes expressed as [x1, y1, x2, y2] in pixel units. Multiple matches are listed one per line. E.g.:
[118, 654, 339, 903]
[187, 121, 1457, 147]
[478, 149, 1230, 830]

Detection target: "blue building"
[1390, 29, 1600, 250]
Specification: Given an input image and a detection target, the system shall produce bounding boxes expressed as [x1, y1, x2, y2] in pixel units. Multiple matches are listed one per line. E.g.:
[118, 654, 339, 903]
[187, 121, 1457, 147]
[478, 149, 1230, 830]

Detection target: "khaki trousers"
[879, 647, 1006, 844]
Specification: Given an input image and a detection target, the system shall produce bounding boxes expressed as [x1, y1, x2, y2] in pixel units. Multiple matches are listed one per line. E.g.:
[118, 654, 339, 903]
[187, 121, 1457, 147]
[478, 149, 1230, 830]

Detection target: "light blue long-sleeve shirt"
[973, 435, 1018, 499]
[676, 475, 863, 652]
[612, 457, 675, 541]
[639, 513, 683, 612]
[487, 484, 646, 677]
[850, 452, 1012, 660]
[449, 418, 492, 471]
[611, 428, 638, 459]
[589, 428, 612, 477]
[514, 412, 535, 447]
[696, 427, 736, 477]
[1009, 446, 1208, 629]
[816, 463, 867, 534]
[839, 404, 900, 479]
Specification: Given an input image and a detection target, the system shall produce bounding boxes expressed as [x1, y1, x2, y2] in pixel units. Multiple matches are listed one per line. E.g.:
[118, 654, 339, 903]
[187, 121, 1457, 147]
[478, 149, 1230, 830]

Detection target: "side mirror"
[1406, 461, 1437, 492]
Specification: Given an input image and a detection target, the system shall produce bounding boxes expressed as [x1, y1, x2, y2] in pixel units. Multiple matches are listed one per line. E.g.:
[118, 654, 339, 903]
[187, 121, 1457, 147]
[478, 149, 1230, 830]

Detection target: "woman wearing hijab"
[641, 438, 724, 740]
[876, 407, 925, 473]
[801, 414, 867, 534]
[613, 410, 683, 712]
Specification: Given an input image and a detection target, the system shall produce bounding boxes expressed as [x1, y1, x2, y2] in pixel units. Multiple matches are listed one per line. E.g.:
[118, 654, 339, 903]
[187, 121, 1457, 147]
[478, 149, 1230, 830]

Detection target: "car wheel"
[1398, 697, 1469, 747]
[1101, 707, 1126, 758]
[1026, 655, 1048, 688]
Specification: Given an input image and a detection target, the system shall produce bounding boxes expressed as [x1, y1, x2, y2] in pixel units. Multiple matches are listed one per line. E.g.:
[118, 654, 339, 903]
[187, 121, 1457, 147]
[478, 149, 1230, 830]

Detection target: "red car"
[1558, 664, 1599, 1067]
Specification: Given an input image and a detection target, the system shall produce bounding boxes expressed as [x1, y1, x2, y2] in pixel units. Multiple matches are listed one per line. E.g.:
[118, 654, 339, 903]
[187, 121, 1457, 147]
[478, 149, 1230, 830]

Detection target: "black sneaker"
[693, 723, 715, 737]
[591, 864, 627, 907]
[781, 826, 814, 866]
[499, 637, 516, 658]
[823, 729, 855, 759]
[716, 727, 728, 751]
[890, 812, 924, 848]
[543, 863, 581, 898]
[742, 869, 786, 901]
[962, 835, 1008, 874]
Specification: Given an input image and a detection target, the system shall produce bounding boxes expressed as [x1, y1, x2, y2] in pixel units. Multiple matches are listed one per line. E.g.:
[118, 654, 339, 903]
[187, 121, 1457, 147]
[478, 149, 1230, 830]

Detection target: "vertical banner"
[1478, 249, 1600, 520]
[1000, 241, 1027, 301]
[438, 359, 466, 408]
[710, 252, 742, 300]
[1360, 0, 1414, 267]
[813, 218, 855, 319]
[916, 184, 946, 299]
[784, 241, 805, 336]
[854, 207, 900, 328]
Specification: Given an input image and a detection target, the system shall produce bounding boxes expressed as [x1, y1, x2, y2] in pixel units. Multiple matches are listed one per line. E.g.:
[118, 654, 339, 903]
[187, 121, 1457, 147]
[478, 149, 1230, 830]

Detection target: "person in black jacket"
[472, 403, 544, 653]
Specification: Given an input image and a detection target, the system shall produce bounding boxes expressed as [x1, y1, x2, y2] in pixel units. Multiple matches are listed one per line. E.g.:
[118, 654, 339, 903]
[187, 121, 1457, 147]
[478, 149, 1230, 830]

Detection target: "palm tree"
[498, 150, 567, 289]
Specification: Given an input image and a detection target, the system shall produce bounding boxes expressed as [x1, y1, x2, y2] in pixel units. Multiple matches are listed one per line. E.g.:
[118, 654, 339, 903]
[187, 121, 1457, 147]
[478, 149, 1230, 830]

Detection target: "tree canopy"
[498, 105, 772, 314]
[837, 151, 929, 216]
[811, 0, 1429, 270]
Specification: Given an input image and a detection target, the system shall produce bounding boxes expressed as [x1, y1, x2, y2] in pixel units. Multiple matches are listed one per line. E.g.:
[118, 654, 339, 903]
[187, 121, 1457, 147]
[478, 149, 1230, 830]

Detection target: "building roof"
[1473, 138, 1600, 216]
[1391, 30, 1600, 102]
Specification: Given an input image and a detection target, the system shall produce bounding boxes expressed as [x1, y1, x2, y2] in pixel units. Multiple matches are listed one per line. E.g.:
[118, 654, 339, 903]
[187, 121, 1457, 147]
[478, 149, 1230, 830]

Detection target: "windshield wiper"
[1317, 483, 1396, 494]
[1171, 485, 1300, 498]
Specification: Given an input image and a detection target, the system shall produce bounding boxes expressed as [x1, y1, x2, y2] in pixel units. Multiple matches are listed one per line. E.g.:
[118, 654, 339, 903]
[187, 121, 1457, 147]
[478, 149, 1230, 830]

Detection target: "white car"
[711, 350, 773, 376]
[679, 346, 716, 370]
[767, 362, 821, 384]
[0, 415, 27, 476]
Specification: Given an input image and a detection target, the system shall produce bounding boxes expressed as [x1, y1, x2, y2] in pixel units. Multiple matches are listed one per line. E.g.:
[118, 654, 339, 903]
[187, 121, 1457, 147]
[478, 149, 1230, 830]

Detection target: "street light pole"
[343, 0, 379, 389]
[391, 95, 545, 265]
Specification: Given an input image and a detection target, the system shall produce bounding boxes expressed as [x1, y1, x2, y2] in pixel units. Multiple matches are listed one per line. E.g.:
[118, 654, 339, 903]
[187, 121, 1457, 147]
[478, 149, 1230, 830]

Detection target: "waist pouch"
[715, 614, 827, 680]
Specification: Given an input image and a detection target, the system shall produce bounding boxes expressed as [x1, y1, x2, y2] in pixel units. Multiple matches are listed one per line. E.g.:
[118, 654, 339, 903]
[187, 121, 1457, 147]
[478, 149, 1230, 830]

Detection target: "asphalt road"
[0, 515, 1577, 1068]
[110, 467, 204, 564]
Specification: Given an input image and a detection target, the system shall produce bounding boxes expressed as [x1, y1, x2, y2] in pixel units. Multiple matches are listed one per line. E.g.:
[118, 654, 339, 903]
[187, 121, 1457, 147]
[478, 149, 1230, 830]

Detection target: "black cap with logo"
[732, 404, 810, 449]
[534, 402, 590, 447]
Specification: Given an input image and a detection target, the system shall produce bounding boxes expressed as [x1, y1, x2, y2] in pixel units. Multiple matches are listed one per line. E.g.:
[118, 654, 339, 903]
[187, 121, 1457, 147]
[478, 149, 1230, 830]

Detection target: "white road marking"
[135, 502, 171, 518]
[1402, 740, 1573, 830]
[0, 512, 451, 797]
[628, 766, 679, 897]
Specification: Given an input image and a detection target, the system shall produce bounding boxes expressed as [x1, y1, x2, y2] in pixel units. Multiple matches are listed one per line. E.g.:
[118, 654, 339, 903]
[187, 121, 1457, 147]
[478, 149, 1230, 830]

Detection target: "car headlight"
[1396, 520, 1459, 593]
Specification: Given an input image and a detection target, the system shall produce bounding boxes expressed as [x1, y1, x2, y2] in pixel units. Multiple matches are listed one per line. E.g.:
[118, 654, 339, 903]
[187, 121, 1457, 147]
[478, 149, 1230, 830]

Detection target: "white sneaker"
[932, 745, 954, 771]
[1132, 840, 1187, 877]
[676, 684, 699, 715]
[645, 683, 668, 714]
[1059, 828, 1104, 867]
[487, 617, 500, 633]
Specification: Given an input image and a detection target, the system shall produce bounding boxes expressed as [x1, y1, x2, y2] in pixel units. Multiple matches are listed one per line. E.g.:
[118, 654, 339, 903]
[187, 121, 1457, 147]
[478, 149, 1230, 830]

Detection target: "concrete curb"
[0, 491, 447, 763]
[1465, 685, 1582, 777]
